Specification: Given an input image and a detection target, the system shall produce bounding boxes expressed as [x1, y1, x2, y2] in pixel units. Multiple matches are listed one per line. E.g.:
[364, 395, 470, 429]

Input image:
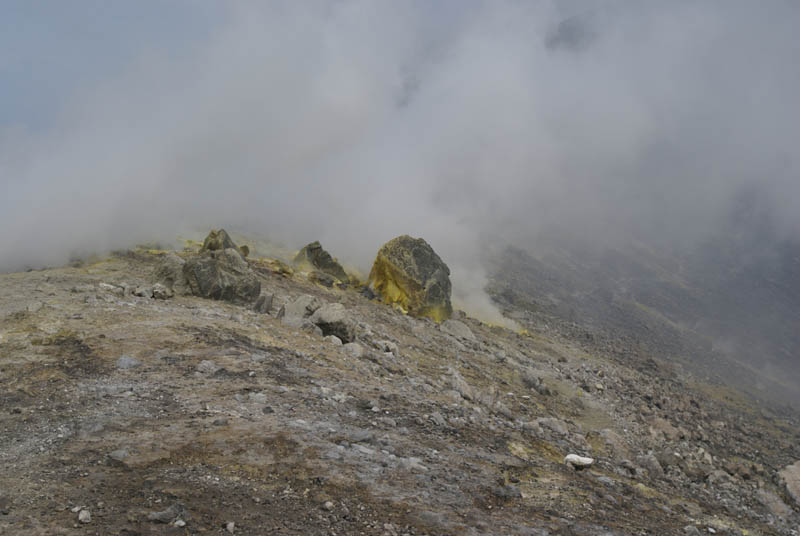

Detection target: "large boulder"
[293, 241, 349, 283]
[367, 235, 452, 322]
[183, 248, 261, 304]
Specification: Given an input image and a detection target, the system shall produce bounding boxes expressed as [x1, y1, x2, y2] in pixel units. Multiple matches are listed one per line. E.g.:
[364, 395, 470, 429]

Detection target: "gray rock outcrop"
[294, 241, 349, 283]
[183, 248, 261, 304]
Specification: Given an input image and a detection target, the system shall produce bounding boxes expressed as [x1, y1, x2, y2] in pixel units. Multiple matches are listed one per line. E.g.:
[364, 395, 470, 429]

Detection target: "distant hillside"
[487, 229, 800, 407]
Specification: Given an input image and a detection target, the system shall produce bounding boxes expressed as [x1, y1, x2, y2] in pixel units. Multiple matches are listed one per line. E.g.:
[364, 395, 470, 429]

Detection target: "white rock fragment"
[78, 509, 92, 523]
[564, 454, 594, 469]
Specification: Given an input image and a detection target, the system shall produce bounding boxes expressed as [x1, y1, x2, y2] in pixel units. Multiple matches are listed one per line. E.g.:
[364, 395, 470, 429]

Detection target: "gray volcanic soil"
[1, 247, 800, 535]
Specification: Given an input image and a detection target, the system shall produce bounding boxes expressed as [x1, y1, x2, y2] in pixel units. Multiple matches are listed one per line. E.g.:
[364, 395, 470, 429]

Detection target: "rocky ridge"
[0, 240, 799, 535]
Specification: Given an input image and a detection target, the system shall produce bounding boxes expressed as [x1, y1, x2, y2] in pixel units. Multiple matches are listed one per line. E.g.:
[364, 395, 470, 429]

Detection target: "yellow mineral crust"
[367, 235, 453, 322]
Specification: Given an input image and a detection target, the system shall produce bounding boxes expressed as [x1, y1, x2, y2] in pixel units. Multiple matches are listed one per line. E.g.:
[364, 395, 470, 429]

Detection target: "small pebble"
[226, 521, 236, 533]
[322, 501, 334, 511]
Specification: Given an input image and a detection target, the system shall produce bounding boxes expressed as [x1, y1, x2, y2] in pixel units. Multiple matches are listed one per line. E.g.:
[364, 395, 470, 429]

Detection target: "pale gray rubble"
[0, 246, 799, 535]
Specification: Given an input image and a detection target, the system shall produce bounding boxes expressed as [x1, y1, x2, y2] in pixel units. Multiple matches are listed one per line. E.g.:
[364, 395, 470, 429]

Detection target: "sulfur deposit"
[367, 235, 452, 322]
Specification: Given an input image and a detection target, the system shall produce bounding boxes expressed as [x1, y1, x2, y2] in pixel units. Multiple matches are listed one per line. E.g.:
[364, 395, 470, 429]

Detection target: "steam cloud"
[2, 1, 799, 322]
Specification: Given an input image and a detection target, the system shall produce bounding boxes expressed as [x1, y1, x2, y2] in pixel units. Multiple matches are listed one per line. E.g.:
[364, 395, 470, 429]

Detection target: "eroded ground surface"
[2, 250, 800, 535]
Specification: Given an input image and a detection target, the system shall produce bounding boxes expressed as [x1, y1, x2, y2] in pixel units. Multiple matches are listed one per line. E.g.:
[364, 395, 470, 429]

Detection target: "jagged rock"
[155, 253, 191, 296]
[367, 235, 452, 322]
[183, 249, 260, 304]
[440, 319, 475, 341]
[253, 293, 274, 314]
[779, 460, 800, 507]
[201, 229, 238, 252]
[294, 241, 349, 283]
[309, 303, 357, 343]
[277, 295, 323, 322]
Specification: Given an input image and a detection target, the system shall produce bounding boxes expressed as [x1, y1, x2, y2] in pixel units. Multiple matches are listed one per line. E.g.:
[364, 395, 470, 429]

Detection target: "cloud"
[1, 1, 799, 323]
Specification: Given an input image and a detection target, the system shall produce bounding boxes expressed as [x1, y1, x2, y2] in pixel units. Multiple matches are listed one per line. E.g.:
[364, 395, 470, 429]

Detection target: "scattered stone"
[636, 453, 664, 478]
[440, 319, 475, 341]
[430, 412, 448, 427]
[26, 301, 44, 313]
[152, 283, 173, 299]
[756, 488, 793, 519]
[537, 417, 568, 436]
[78, 509, 91, 524]
[116, 355, 141, 369]
[294, 241, 349, 283]
[565, 454, 594, 469]
[107, 449, 130, 467]
[253, 293, 274, 314]
[367, 235, 453, 322]
[324, 335, 343, 346]
[226, 521, 236, 533]
[197, 360, 221, 374]
[649, 417, 681, 441]
[343, 342, 364, 358]
[448, 369, 473, 401]
[309, 303, 357, 343]
[174, 519, 186, 527]
[71, 284, 96, 293]
[322, 501, 335, 511]
[492, 485, 522, 499]
[147, 504, 183, 524]
[375, 340, 398, 355]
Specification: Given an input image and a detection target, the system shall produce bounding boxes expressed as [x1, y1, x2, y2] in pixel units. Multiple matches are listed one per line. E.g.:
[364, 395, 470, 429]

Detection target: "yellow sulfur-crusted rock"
[367, 235, 452, 322]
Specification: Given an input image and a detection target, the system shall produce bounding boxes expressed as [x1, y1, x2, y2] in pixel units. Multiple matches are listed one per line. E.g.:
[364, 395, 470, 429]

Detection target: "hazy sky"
[2, 1, 799, 318]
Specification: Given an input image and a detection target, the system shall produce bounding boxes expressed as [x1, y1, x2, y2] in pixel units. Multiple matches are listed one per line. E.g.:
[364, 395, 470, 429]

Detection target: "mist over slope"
[2, 2, 799, 379]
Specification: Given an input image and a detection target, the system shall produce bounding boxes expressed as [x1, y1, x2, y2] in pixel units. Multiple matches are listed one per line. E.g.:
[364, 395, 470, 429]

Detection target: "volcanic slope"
[1, 246, 800, 535]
